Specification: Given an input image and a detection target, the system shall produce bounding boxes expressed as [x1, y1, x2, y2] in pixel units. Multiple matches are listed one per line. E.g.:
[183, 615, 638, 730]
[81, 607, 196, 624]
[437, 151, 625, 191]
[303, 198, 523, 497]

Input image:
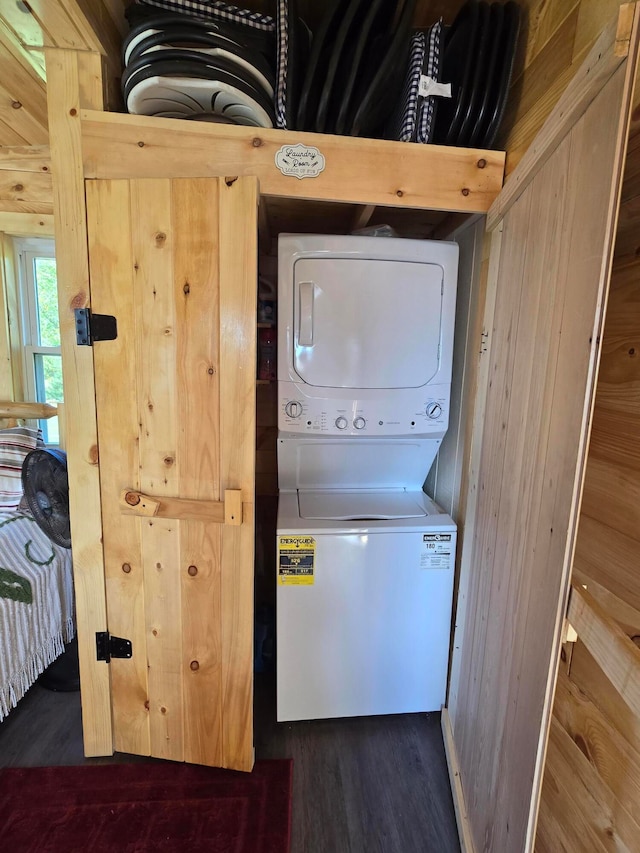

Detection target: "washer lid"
[298, 489, 428, 520]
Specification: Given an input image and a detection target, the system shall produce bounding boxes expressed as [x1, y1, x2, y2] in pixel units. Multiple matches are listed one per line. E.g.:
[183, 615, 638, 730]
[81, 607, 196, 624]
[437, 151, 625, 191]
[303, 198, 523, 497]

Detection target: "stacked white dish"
[121, 1, 311, 129]
[122, 12, 277, 126]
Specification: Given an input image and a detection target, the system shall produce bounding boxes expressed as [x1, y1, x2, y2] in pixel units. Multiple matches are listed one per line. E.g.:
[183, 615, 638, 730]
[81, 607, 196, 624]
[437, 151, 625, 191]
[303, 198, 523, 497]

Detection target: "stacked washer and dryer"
[275, 234, 459, 722]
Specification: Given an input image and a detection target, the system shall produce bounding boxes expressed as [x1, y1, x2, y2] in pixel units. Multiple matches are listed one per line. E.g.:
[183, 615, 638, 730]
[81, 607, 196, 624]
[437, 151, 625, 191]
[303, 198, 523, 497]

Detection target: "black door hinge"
[96, 631, 132, 663]
[75, 308, 118, 346]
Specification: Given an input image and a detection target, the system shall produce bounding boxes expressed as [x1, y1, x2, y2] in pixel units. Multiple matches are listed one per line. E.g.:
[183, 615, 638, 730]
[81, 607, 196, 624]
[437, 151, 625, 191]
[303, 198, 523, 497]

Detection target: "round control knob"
[335, 416, 348, 430]
[353, 417, 366, 430]
[426, 402, 442, 419]
[285, 400, 303, 418]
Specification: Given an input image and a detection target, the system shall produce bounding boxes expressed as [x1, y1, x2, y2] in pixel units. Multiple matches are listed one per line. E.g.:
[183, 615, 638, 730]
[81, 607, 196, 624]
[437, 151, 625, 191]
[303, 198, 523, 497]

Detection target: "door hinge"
[75, 308, 118, 346]
[480, 329, 489, 355]
[96, 631, 132, 663]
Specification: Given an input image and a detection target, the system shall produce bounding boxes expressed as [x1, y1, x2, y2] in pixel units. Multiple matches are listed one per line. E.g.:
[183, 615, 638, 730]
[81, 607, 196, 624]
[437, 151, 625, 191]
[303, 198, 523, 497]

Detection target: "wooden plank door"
[85, 176, 257, 771]
[446, 7, 640, 852]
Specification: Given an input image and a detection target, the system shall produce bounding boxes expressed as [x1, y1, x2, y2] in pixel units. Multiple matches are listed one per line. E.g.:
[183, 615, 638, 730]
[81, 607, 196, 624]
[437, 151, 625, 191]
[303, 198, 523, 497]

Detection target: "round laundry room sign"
[275, 144, 325, 179]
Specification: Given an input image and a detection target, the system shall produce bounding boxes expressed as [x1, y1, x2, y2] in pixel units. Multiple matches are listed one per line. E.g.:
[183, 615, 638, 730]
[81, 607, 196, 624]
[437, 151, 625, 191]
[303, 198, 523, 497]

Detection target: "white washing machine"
[276, 234, 459, 722]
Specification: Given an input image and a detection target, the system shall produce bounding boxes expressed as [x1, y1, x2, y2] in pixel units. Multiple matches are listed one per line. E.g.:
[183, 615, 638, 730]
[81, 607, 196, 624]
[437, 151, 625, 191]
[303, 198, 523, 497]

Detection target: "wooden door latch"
[119, 488, 243, 525]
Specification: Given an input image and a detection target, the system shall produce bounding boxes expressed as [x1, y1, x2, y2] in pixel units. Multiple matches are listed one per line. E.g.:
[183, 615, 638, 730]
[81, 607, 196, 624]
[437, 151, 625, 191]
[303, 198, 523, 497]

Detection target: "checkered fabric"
[274, 0, 288, 128]
[388, 20, 443, 144]
[137, 0, 275, 31]
[394, 32, 425, 142]
[416, 20, 443, 144]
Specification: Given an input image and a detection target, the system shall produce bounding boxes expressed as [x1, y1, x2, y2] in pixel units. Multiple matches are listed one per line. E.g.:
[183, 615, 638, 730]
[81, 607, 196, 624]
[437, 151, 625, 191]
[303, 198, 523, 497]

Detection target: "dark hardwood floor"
[0, 676, 460, 853]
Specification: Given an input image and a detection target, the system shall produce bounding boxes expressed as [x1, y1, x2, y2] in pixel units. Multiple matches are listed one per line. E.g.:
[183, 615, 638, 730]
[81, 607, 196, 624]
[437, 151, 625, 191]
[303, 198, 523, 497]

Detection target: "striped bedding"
[0, 510, 74, 721]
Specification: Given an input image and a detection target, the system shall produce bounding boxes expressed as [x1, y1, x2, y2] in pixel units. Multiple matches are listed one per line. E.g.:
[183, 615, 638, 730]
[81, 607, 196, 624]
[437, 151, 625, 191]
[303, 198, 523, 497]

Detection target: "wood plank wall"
[536, 98, 640, 852]
[0, 1, 127, 142]
[448, 6, 638, 844]
[499, 0, 629, 175]
[0, 147, 53, 219]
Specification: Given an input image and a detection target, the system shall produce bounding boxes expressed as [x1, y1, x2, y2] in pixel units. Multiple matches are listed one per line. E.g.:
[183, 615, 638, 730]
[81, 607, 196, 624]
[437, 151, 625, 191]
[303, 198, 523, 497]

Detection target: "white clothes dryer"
[277, 234, 459, 446]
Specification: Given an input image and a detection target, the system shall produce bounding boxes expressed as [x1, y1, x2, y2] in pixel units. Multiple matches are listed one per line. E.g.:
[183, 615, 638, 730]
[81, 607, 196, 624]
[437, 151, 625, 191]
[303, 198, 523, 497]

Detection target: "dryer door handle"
[298, 281, 315, 347]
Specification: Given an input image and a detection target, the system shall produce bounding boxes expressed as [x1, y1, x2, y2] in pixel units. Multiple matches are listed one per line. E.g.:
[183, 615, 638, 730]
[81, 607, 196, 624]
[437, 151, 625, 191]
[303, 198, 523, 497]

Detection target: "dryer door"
[292, 257, 443, 389]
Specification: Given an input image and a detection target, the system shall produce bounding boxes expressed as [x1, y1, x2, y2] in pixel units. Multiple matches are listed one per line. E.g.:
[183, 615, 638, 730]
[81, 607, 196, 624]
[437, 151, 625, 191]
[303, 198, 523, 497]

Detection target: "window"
[16, 238, 61, 445]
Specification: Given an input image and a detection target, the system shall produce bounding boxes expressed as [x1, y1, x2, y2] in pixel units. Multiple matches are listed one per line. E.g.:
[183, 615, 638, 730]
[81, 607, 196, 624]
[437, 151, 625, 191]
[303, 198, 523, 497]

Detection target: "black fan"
[21, 449, 71, 549]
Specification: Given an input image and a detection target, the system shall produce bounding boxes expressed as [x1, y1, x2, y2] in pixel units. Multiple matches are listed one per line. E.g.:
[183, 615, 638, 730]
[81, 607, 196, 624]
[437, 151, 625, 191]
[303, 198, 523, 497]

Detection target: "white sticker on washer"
[421, 533, 453, 570]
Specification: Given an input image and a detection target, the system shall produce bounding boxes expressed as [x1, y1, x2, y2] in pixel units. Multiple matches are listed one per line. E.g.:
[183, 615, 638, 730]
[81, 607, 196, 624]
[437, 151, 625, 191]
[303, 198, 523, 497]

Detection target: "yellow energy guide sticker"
[278, 536, 315, 585]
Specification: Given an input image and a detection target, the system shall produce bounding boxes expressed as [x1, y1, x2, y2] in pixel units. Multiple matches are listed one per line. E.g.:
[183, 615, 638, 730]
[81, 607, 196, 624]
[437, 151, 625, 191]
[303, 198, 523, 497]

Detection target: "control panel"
[279, 383, 450, 436]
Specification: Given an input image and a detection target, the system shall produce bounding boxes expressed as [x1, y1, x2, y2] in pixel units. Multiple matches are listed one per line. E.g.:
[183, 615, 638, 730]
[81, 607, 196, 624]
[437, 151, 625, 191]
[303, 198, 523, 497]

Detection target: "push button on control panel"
[285, 400, 303, 418]
[335, 416, 348, 430]
[353, 417, 366, 430]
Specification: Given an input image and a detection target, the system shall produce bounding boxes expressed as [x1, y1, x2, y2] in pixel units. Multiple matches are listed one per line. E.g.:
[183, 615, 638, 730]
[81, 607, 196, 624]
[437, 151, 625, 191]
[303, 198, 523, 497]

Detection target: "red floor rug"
[0, 759, 292, 853]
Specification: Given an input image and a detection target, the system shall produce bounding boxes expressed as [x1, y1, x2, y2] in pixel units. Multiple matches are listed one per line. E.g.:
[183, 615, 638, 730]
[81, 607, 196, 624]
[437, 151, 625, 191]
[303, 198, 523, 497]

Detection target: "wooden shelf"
[80, 109, 505, 215]
[256, 379, 274, 385]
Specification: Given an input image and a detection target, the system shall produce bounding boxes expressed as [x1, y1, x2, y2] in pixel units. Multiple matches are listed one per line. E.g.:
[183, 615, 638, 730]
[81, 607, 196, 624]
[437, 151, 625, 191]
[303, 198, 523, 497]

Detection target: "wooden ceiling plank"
[0, 145, 50, 172]
[20, 46, 46, 79]
[0, 53, 47, 136]
[2, 0, 126, 61]
[12, 1, 91, 51]
[0, 82, 48, 145]
[0, 17, 46, 82]
[0, 168, 53, 210]
[0, 52, 47, 116]
[0, 199, 53, 215]
[0, 1, 47, 48]
[0, 117, 30, 146]
[0, 211, 54, 235]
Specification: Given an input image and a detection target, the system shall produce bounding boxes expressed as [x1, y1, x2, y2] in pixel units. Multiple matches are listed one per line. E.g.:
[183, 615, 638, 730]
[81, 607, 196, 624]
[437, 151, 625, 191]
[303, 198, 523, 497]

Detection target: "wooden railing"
[567, 582, 640, 720]
[0, 401, 58, 420]
[0, 400, 65, 449]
